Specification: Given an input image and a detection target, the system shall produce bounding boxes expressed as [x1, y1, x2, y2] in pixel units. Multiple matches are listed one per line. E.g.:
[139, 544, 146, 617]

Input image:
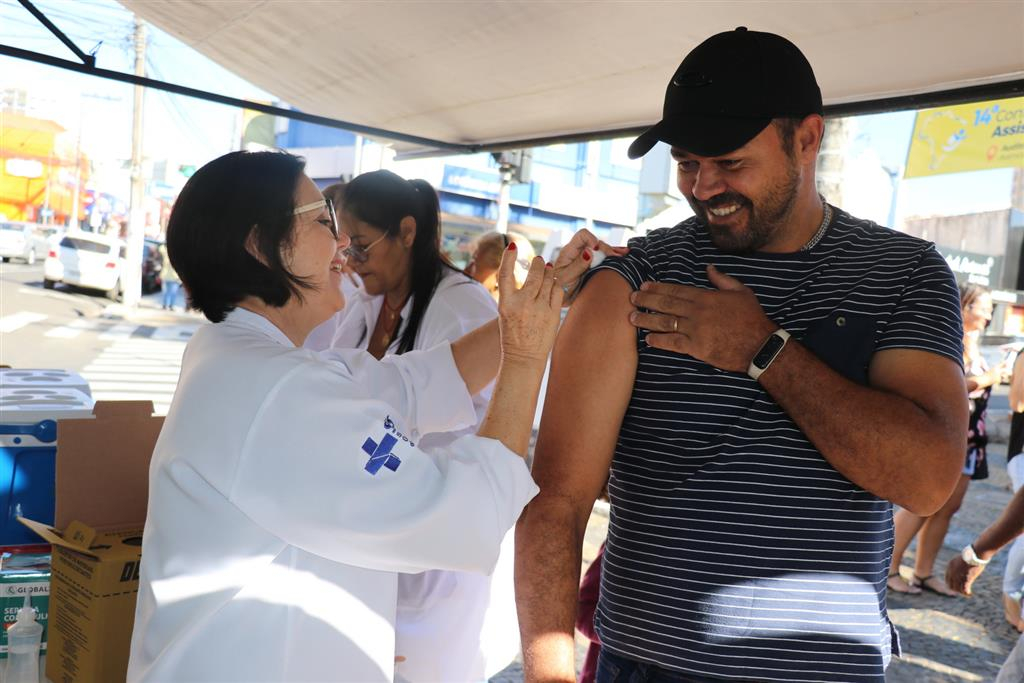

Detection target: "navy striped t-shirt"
[588, 207, 963, 683]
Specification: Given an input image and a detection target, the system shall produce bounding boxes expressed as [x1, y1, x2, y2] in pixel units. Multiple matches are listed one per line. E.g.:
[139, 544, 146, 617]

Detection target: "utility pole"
[69, 103, 83, 231]
[491, 150, 531, 234]
[124, 18, 147, 306]
[494, 163, 513, 234]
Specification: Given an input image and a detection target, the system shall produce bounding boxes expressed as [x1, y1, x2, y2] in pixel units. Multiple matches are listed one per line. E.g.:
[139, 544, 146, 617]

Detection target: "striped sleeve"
[876, 245, 963, 367]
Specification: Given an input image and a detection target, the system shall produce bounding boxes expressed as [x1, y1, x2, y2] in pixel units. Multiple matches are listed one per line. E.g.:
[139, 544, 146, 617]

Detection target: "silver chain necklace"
[800, 197, 832, 252]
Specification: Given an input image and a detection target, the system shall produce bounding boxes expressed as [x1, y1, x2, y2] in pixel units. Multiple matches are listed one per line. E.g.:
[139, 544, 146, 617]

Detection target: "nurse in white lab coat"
[309, 170, 510, 681]
[126, 150, 609, 683]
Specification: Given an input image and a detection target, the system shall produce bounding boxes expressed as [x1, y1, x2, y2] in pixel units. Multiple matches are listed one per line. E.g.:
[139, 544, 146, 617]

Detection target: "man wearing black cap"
[516, 28, 968, 683]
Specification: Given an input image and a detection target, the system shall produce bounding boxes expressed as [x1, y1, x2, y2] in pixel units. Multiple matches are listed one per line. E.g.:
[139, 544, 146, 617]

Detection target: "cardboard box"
[19, 401, 162, 683]
[0, 547, 52, 659]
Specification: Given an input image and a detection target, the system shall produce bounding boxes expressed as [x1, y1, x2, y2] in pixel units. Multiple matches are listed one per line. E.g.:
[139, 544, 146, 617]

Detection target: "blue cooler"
[0, 370, 93, 546]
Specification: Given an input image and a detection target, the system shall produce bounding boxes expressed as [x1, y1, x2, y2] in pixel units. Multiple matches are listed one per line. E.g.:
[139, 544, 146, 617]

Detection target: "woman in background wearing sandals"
[888, 283, 1007, 595]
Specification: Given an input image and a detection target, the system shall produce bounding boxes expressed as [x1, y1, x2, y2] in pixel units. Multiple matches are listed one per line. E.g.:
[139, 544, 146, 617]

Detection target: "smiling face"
[672, 122, 803, 253]
[340, 210, 414, 298]
[285, 174, 350, 321]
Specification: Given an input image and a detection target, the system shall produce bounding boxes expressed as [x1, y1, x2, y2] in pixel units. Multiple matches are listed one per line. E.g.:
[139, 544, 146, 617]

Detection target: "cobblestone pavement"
[491, 444, 1019, 683]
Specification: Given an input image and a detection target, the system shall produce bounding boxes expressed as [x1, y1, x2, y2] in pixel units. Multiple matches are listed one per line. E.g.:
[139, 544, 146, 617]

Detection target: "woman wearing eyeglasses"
[126, 151, 614, 683]
[311, 170, 522, 681]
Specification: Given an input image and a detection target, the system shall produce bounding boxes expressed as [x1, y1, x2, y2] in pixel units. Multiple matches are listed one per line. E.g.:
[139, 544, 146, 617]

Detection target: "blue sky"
[0, 0, 1017, 220]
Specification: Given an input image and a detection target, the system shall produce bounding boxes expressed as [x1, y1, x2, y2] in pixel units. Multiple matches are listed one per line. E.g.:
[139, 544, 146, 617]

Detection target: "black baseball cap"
[627, 27, 823, 159]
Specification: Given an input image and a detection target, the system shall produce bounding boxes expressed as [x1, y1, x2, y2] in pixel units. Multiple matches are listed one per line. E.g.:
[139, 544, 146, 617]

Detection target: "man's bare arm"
[515, 271, 637, 683]
[758, 343, 967, 515]
[946, 484, 1024, 595]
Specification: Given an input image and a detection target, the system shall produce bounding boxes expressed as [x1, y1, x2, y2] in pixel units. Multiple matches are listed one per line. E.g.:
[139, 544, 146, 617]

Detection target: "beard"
[688, 160, 801, 254]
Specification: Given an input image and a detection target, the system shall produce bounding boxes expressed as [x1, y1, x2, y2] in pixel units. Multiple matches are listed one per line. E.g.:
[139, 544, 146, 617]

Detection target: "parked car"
[142, 237, 164, 294]
[44, 231, 127, 301]
[0, 222, 50, 264]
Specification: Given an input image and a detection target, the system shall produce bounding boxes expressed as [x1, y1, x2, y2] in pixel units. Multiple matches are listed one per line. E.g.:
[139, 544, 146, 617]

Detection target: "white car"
[44, 231, 127, 301]
[0, 222, 49, 264]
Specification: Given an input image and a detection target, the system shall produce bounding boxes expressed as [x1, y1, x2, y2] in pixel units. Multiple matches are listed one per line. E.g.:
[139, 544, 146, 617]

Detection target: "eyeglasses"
[342, 232, 388, 264]
[293, 198, 340, 240]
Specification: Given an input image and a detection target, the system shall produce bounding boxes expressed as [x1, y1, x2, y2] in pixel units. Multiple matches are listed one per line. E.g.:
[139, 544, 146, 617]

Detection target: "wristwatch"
[961, 544, 990, 567]
[748, 329, 791, 381]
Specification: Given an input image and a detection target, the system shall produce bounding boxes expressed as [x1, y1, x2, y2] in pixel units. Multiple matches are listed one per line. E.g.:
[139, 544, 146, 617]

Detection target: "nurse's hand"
[497, 244, 563, 364]
[552, 229, 628, 306]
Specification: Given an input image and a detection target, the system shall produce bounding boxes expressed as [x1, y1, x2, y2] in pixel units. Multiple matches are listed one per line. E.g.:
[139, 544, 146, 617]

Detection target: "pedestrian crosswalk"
[81, 336, 195, 415]
[0, 310, 199, 341]
[35, 315, 197, 342]
[0, 311, 47, 333]
[1, 309, 200, 415]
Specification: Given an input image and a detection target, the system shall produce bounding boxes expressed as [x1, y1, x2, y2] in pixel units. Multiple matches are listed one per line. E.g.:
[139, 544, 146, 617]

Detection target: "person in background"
[1002, 349, 1024, 628]
[944, 484, 1024, 681]
[466, 230, 537, 301]
[304, 181, 360, 349]
[127, 150, 607, 682]
[889, 283, 1005, 596]
[315, 169, 615, 682]
[159, 241, 181, 311]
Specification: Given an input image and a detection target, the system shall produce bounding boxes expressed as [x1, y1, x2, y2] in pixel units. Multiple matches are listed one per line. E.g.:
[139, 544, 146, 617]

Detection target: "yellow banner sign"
[905, 97, 1024, 178]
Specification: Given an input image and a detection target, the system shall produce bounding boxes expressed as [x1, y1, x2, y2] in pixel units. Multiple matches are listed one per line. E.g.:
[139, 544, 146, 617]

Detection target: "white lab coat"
[304, 271, 362, 350]
[127, 308, 537, 683]
[315, 270, 519, 682]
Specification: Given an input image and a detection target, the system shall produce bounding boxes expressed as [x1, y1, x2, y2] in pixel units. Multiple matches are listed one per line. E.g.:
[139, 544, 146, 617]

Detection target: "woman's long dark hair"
[342, 170, 459, 354]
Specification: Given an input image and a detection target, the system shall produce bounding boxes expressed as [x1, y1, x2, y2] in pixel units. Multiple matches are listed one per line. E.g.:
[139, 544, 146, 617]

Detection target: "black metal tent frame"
[5, 0, 1024, 158]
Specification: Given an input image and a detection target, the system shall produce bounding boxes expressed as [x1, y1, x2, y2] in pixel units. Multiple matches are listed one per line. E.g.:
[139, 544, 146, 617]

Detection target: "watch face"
[752, 334, 786, 369]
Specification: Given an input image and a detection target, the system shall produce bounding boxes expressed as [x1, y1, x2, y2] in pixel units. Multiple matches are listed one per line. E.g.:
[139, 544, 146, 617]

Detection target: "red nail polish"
[583, 250, 591, 261]
[545, 263, 552, 268]
[507, 242, 517, 251]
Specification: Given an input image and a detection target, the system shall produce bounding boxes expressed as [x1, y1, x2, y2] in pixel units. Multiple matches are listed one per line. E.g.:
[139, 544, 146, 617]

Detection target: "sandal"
[913, 574, 957, 597]
[887, 572, 921, 594]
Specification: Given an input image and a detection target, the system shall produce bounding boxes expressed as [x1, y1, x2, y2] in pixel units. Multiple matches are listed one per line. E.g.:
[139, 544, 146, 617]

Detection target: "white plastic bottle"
[5, 594, 43, 683]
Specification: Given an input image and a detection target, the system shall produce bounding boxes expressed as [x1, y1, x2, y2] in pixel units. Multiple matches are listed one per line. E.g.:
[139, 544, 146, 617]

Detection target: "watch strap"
[961, 544, 990, 567]
[748, 328, 791, 381]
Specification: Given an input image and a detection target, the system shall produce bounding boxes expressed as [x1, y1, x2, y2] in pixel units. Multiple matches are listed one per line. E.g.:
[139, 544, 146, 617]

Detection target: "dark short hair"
[165, 150, 313, 323]
[773, 117, 801, 160]
[342, 170, 459, 354]
[320, 181, 347, 207]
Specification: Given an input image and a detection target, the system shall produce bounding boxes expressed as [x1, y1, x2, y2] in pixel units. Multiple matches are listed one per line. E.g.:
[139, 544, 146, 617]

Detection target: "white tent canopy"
[120, 1, 1024, 154]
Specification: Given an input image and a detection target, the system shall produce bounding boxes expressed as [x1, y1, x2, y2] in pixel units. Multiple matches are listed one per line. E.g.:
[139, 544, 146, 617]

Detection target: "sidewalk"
[493, 447, 1018, 683]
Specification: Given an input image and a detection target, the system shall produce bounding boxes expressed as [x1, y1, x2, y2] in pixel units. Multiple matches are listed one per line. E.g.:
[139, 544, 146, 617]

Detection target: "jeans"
[1005, 456, 1024, 597]
[162, 280, 181, 309]
[596, 650, 743, 683]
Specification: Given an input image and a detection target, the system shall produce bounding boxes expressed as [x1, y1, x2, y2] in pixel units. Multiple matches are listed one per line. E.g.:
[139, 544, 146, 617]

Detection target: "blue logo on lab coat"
[362, 433, 401, 475]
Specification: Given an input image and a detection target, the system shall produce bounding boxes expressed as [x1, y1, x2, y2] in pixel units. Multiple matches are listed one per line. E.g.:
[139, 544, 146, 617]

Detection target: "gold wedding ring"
[671, 317, 679, 333]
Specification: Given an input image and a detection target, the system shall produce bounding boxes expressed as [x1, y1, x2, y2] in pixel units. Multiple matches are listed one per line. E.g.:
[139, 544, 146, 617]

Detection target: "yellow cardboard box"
[19, 401, 162, 683]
